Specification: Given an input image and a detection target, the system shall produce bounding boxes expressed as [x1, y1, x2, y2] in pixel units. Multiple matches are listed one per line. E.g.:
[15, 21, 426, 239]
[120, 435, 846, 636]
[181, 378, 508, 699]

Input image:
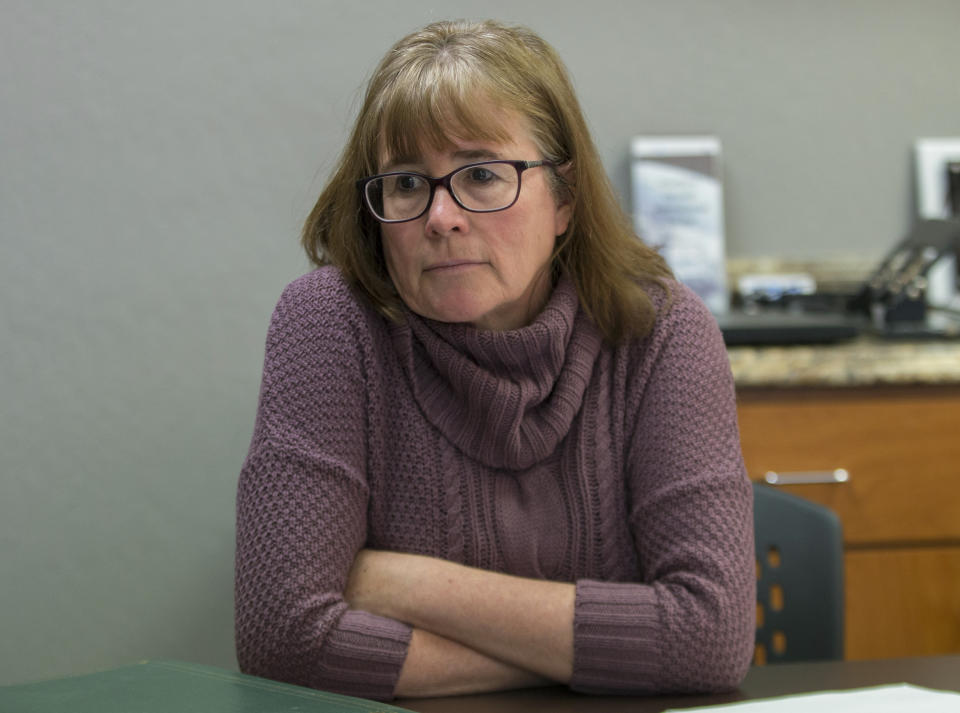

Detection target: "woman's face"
[379, 110, 571, 331]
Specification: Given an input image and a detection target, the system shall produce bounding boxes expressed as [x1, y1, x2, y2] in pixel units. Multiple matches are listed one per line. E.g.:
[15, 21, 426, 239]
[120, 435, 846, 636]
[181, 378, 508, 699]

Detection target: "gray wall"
[2, 0, 958, 685]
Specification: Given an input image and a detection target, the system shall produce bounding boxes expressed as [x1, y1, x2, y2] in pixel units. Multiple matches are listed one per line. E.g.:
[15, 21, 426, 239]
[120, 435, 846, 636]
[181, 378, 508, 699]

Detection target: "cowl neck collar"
[389, 278, 602, 470]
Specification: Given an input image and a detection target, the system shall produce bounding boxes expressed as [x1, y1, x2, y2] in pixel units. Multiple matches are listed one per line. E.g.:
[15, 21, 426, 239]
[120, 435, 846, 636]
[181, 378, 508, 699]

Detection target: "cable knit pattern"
[235, 266, 754, 700]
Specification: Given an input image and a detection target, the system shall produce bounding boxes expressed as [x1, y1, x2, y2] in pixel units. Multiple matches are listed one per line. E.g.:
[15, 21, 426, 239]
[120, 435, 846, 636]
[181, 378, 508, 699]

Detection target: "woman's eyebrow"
[379, 156, 421, 172]
[380, 148, 503, 173]
[452, 148, 502, 161]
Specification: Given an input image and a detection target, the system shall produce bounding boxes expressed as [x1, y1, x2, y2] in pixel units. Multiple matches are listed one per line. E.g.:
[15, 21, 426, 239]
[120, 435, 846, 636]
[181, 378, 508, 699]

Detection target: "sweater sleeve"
[570, 285, 755, 694]
[234, 270, 411, 701]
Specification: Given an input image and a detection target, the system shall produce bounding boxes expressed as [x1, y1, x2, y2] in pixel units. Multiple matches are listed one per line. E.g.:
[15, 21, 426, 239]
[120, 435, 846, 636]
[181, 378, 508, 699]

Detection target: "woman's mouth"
[424, 260, 486, 272]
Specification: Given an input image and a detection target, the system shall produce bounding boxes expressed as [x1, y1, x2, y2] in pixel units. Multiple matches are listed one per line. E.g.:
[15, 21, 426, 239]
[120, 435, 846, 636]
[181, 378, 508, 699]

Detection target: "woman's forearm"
[395, 627, 549, 697]
[346, 550, 575, 683]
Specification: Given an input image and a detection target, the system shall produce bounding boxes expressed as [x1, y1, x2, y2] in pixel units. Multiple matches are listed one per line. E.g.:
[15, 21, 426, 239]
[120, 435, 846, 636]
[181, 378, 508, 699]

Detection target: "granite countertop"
[727, 336, 960, 388]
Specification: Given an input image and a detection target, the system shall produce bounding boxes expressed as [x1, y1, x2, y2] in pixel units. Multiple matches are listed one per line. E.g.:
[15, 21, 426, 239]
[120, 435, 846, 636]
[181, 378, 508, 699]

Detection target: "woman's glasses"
[357, 160, 555, 224]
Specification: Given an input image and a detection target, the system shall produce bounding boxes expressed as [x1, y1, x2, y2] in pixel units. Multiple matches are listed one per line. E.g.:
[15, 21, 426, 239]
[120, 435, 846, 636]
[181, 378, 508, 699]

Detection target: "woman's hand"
[344, 548, 575, 686]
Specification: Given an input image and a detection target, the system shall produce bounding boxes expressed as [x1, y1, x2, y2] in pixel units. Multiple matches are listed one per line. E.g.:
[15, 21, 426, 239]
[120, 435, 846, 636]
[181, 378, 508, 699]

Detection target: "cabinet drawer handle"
[763, 469, 850, 485]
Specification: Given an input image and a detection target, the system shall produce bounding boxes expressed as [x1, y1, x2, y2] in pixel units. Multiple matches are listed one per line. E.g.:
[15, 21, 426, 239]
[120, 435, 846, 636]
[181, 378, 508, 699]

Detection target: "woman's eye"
[465, 167, 496, 184]
[397, 175, 420, 192]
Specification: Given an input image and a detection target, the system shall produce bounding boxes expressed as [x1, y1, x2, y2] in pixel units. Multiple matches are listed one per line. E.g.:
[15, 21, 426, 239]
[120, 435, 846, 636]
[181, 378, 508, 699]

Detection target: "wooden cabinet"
[736, 384, 960, 660]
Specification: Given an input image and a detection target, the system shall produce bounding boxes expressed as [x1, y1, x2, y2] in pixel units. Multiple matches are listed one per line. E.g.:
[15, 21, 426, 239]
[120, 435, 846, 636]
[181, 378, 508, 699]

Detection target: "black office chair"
[753, 483, 845, 664]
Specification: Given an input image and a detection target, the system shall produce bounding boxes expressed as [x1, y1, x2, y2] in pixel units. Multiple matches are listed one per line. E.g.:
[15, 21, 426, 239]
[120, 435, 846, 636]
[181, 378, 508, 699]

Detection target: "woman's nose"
[424, 186, 468, 235]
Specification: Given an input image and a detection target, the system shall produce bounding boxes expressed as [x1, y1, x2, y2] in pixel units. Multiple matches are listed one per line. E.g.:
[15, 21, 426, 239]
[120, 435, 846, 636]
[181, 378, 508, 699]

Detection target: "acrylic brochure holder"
[631, 136, 729, 315]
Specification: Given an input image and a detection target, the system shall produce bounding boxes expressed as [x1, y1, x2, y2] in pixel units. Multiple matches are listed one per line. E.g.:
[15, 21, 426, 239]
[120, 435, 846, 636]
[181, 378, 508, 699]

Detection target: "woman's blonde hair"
[302, 19, 671, 343]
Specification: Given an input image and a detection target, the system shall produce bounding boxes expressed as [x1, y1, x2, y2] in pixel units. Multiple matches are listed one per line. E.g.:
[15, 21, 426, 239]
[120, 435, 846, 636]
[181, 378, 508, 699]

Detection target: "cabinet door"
[737, 386, 960, 546]
[846, 546, 960, 659]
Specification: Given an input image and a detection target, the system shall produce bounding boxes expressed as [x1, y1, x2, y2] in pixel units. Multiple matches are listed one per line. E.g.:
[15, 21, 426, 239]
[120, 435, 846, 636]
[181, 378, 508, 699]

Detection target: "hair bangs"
[376, 59, 514, 165]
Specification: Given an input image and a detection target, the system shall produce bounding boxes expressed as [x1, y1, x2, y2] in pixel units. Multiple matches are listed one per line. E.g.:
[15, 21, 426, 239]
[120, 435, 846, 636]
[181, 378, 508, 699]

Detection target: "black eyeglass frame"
[356, 159, 556, 224]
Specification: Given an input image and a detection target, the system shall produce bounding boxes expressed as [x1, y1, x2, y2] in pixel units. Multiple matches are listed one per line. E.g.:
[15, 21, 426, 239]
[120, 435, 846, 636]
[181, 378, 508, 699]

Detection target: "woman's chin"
[429, 302, 528, 331]
[422, 304, 490, 327]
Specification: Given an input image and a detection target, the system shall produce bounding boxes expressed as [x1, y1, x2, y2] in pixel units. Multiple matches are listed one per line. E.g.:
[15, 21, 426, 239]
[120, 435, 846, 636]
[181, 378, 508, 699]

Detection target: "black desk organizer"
[849, 219, 960, 329]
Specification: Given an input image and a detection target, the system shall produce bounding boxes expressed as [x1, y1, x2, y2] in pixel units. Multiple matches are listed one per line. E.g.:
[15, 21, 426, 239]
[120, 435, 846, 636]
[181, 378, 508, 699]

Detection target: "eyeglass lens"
[365, 162, 521, 222]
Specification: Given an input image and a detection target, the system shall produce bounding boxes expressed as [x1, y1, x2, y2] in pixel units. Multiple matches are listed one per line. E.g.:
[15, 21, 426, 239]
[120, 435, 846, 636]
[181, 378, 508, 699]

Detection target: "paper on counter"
[666, 684, 960, 712]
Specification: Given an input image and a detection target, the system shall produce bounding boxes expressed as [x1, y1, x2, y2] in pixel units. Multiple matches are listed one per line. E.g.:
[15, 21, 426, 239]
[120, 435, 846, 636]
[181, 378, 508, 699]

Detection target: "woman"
[235, 19, 754, 701]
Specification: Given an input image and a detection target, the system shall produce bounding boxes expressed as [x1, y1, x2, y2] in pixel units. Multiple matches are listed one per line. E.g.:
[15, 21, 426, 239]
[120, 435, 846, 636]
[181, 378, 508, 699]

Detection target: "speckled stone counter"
[728, 337, 960, 388]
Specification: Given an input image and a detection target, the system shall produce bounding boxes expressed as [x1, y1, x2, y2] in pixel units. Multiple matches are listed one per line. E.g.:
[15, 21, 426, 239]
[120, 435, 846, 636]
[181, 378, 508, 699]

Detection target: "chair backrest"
[753, 483, 845, 664]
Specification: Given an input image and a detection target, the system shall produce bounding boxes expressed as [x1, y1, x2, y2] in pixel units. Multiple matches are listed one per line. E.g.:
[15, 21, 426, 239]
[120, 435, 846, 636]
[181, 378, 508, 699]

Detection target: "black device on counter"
[717, 309, 863, 346]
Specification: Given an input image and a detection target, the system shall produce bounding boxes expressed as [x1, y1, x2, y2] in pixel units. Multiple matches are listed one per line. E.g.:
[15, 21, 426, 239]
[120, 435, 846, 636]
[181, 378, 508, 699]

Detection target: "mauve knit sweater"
[235, 266, 754, 701]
